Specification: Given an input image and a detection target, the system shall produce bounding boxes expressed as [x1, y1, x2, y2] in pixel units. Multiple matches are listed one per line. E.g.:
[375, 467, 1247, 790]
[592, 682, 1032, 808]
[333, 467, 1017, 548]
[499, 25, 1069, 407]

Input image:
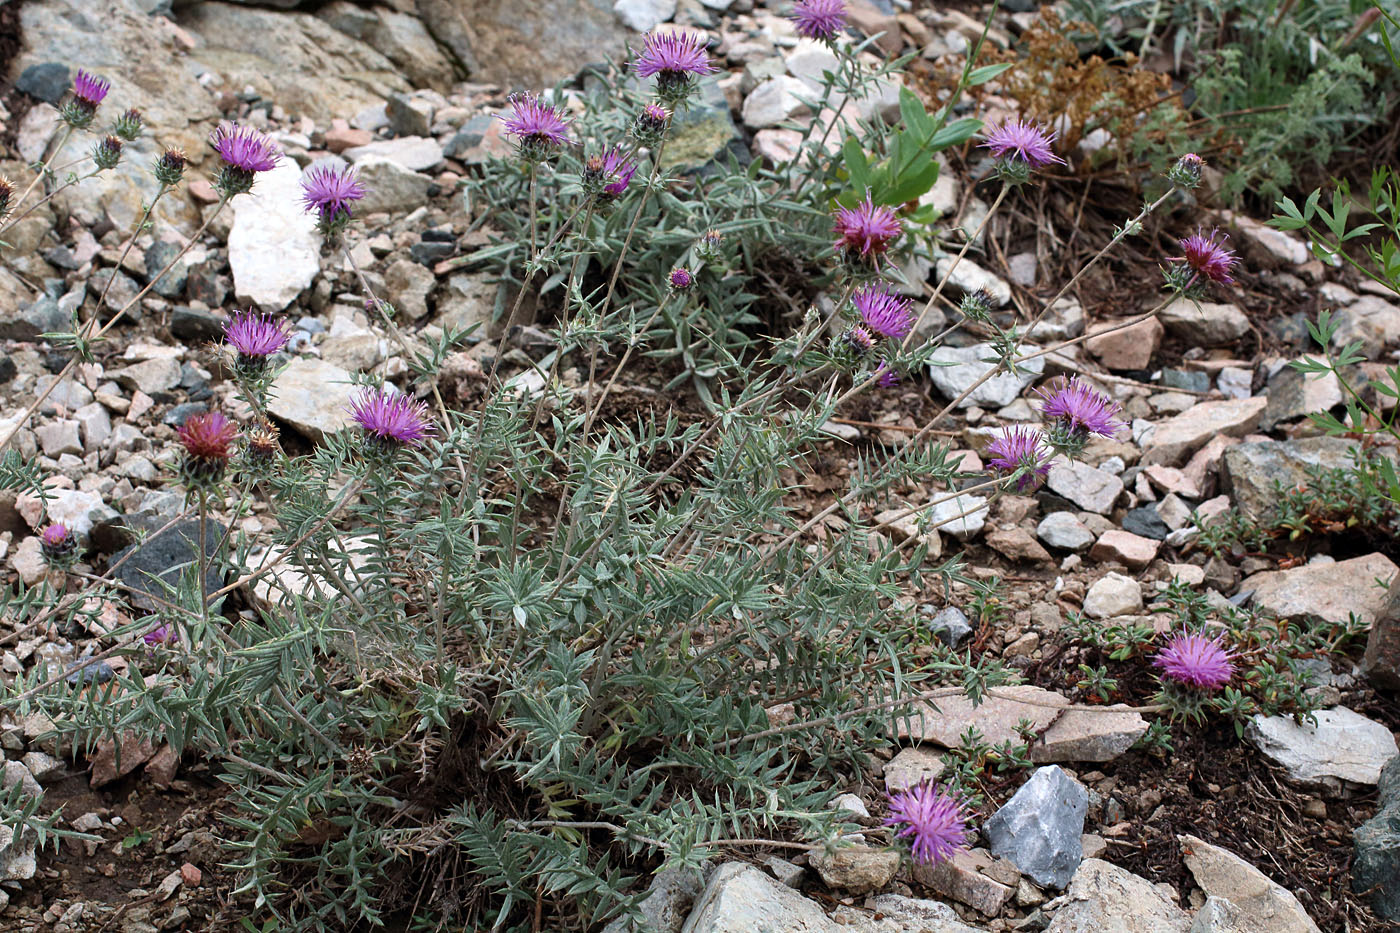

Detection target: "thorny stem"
[0, 172, 94, 232]
[197, 488, 210, 623]
[95, 186, 168, 314]
[1, 125, 74, 234]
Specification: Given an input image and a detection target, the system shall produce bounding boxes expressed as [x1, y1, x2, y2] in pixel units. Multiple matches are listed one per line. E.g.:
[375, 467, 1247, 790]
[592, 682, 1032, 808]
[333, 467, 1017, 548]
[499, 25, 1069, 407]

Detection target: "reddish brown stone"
[144, 743, 179, 788]
[1086, 316, 1163, 371]
[89, 733, 156, 788]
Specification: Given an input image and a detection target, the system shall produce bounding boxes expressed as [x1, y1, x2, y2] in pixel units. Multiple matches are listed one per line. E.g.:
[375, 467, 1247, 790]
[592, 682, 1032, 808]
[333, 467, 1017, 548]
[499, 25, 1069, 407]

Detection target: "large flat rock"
[1221, 437, 1364, 522]
[267, 358, 359, 444]
[1245, 707, 1398, 790]
[1142, 398, 1267, 466]
[1243, 553, 1397, 629]
[897, 685, 1069, 748]
[1044, 859, 1191, 933]
[1179, 835, 1320, 933]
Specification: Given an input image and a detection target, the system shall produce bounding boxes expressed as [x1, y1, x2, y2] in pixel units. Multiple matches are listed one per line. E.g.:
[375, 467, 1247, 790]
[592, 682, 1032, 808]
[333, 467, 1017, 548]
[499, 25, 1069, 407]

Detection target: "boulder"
[1220, 437, 1365, 522]
[1178, 835, 1320, 933]
[228, 161, 323, 311]
[1142, 398, 1268, 466]
[1245, 707, 1398, 792]
[1243, 553, 1397, 629]
[1044, 859, 1191, 933]
[1352, 755, 1400, 922]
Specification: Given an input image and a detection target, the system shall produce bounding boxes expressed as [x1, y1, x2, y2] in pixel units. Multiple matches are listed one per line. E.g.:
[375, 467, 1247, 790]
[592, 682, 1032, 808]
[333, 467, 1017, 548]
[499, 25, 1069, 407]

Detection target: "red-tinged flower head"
[1174, 227, 1238, 286]
[790, 0, 847, 41]
[153, 148, 187, 187]
[1154, 630, 1235, 690]
[842, 324, 876, 356]
[987, 427, 1053, 491]
[982, 119, 1063, 183]
[834, 193, 902, 264]
[1036, 376, 1125, 455]
[244, 419, 282, 470]
[178, 411, 238, 483]
[634, 31, 715, 104]
[92, 135, 123, 172]
[349, 388, 435, 453]
[0, 174, 13, 219]
[500, 93, 571, 161]
[853, 283, 913, 340]
[209, 122, 281, 198]
[885, 782, 969, 865]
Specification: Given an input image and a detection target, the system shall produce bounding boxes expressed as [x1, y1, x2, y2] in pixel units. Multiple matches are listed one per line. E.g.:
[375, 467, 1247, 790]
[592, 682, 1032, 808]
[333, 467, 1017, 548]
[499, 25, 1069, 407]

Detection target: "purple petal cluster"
[209, 122, 280, 174]
[833, 194, 902, 262]
[1175, 228, 1238, 285]
[1035, 377, 1124, 438]
[224, 310, 291, 358]
[301, 164, 366, 221]
[601, 147, 638, 197]
[853, 284, 913, 340]
[72, 69, 110, 109]
[143, 623, 179, 647]
[789, 0, 847, 41]
[349, 388, 435, 448]
[876, 360, 900, 388]
[178, 411, 238, 464]
[981, 119, 1064, 170]
[1154, 631, 1235, 690]
[634, 31, 716, 80]
[669, 267, 694, 290]
[40, 523, 71, 549]
[986, 427, 1053, 491]
[885, 782, 968, 865]
[500, 93, 571, 148]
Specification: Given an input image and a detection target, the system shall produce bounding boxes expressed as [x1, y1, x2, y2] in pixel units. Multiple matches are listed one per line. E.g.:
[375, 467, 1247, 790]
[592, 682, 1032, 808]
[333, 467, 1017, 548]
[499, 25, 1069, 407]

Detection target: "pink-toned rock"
[751, 128, 803, 164]
[1142, 398, 1267, 466]
[913, 848, 1016, 916]
[846, 0, 903, 54]
[1142, 464, 1200, 499]
[899, 685, 1068, 747]
[181, 863, 202, 887]
[987, 526, 1052, 563]
[884, 745, 946, 793]
[325, 126, 374, 154]
[90, 733, 157, 788]
[144, 743, 179, 788]
[1089, 529, 1159, 570]
[1085, 316, 1163, 371]
[187, 179, 219, 205]
[1244, 553, 1398, 629]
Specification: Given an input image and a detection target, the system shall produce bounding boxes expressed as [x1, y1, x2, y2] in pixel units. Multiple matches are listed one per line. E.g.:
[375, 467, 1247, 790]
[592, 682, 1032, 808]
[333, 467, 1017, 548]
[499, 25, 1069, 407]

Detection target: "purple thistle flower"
[833, 193, 902, 263]
[209, 122, 281, 175]
[1035, 376, 1125, 439]
[1154, 631, 1235, 690]
[301, 164, 366, 222]
[790, 0, 847, 41]
[1174, 228, 1238, 286]
[885, 782, 968, 865]
[986, 427, 1053, 491]
[634, 31, 716, 81]
[500, 93, 571, 153]
[853, 284, 913, 340]
[224, 310, 290, 362]
[39, 523, 76, 562]
[633, 102, 671, 144]
[142, 623, 179, 648]
[348, 388, 435, 449]
[669, 267, 694, 290]
[602, 147, 637, 197]
[981, 119, 1064, 170]
[72, 70, 110, 111]
[876, 360, 900, 388]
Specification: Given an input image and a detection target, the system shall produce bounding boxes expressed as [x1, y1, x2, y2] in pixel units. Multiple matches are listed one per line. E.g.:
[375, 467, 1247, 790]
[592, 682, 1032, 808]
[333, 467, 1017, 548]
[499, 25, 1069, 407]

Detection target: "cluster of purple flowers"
[830, 196, 909, 387]
[583, 146, 637, 201]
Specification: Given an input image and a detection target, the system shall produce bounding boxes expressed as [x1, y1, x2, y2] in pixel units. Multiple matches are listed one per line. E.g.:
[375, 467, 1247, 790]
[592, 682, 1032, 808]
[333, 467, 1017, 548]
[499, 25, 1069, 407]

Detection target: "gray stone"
[1245, 707, 1398, 791]
[680, 862, 836, 932]
[898, 685, 1068, 748]
[1190, 896, 1246, 933]
[809, 845, 900, 893]
[1159, 299, 1250, 346]
[1082, 572, 1142, 620]
[741, 76, 813, 129]
[112, 519, 226, 612]
[1352, 755, 1400, 922]
[1142, 398, 1268, 466]
[0, 293, 66, 341]
[1243, 552, 1397, 629]
[935, 256, 1012, 307]
[16, 62, 70, 103]
[884, 746, 946, 793]
[170, 307, 225, 342]
[928, 606, 972, 647]
[229, 161, 322, 311]
[1331, 295, 1400, 358]
[602, 866, 702, 933]
[613, 0, 677, 31]
[22, 750, 65, 783]
[863, 895, 987, 932]
[0, 823, 37, 882]
[1179, 835, 1320, 933]
[1044, 859, 1191, 933]
[985, 766, 1087, 889]
[928, 343, 1043, 408]
[267, 358, 360, 444]
[343, 136, 445, 172]
[1031, 707, 1148, 764]
[1260, 360, 1343, 430]
[1037, 512, 1094, 551]
[1121, 506, 1169, 540]
[912, 848, 1016, 916]
[383, 258, 435, 321]
[1046, 461, 1123, 515]
[1364, 583, 1400, 689]
[110, 358, 181, 395]
[36, 420, 82, 458]
[385, 93, 434, 138]
[928, 493, 988, 540]
[1221, 437, 1364, 522]
[354, 156, 432, 214]
[661, 77, 745, 172]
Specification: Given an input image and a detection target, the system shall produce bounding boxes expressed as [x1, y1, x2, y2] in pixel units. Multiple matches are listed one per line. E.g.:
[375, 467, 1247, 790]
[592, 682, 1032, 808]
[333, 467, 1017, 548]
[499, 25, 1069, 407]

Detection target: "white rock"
[1082, 572, 1142, 619]
[1037, 512, 1094, 551]
[342, 136, 444, 172]
[934, 256, 1012, 307]
[266, 358, 360, 443]
[229, 161, 323, 311]
[1245, 707, 1398, 791]
[613, 0, 676, 32]
[927, 343, 1044, 408]
[1179, 835, 1321, 933]
[928, 493, 988, 540]
[1045, 859, 1191, 932]
[741, 76, 813, 129]
[683, 862, 839, 932]
[1046, 461, 1123, 515]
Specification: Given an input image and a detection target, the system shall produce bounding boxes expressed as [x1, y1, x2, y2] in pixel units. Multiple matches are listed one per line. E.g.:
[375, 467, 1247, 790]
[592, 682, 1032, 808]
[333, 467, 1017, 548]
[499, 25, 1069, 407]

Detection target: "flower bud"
[92, 136, 123, 172]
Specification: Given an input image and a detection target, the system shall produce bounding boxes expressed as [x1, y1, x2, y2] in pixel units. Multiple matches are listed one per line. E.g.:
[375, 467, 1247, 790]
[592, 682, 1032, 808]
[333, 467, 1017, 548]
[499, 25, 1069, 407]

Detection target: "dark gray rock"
[927, 606, 972, 647]
[170, 307, 224, 342]
[162, 402, 208, 428]
[111, 519, 227, 612]
[0, 296, 68, 340]
[984, 765, 1087, 890]
[144, 240, 188, 299]
[1353, 755, 1400, 922]
[185, 264, 229, 307]
[1159, 369, 1210, 393]
[1121, 506, 1168, 541]
[16, 63, 70, 104]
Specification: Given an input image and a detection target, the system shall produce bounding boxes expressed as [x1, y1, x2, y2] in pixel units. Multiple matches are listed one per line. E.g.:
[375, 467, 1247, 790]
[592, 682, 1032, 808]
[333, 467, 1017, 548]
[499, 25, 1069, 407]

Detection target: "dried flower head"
[301, 163, 366, 234]
[224, 310, 290, 373]
[842, 324, 876, 356]
[40, 523, 76, 564]
[1154, 631, 1235, 690]
[987, 427, 1053, 491]
[178, 411, 238, 483]
[885, 782, 968, 865]
[1173, 227, 1238, 286]
[632, 102, 671, 144]
[853, 283, 913, 340]
[349, 388, 435, 452]
[61, 69, 110, 127]
[500, 93, 571, 161]
[789, 0, 847, 41]
[0, 174, 13, 219]
[1036, 376, 1124, 451]
[697, 229, 724, 262]
[245, 419, 282, 468]
[113, 107, 143, 142]
[981, 119, 1063, 183]
[833, 193, 902, 263]
[153, 148, 187, 187]
[669, 267, 694, 290]
[583, 147, 636, 201]
[1169, 152, 1206, 189]
[634, 31, 715, 104]
[209, 122, 281, 198]
[92, 135, 123, 172]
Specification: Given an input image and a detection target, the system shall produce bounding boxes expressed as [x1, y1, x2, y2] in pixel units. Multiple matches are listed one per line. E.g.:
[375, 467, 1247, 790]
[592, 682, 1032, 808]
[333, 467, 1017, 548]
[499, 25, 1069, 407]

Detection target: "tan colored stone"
[1179, 835, 1321, 933]
[1243, 553, 1398, 628]
[1086, 317, 1163, 371]
[898, 685, 1069, 748]
[1142, 398, 1267, 466]
[1089, 530, 1159, 570]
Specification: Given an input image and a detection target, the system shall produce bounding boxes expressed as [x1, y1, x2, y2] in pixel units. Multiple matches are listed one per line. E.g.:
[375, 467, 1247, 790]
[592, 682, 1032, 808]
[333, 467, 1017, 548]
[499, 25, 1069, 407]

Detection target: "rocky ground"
[1, 0, 1399, 930]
